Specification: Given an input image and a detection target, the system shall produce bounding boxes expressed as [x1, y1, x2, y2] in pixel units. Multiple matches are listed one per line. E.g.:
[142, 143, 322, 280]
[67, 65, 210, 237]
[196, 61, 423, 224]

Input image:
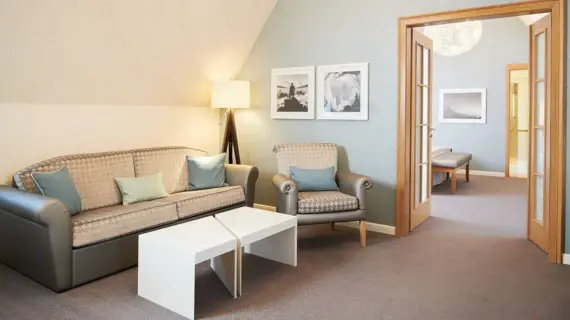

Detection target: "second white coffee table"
[215, 206, 297, 296]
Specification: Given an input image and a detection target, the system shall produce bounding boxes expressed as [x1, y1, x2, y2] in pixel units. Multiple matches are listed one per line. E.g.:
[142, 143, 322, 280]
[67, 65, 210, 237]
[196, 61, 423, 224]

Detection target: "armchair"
[272, 143, 372, 247]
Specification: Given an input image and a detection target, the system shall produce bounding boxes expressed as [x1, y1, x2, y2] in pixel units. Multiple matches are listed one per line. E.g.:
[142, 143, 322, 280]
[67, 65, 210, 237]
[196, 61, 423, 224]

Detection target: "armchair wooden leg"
[330, 222, 337, 231]
[360, 220, 367, 248]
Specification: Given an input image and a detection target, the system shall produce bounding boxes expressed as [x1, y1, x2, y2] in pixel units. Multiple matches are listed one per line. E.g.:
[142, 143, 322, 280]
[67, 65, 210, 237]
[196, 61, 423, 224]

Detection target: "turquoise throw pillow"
[290, 166, 339, 192]
[31, 167, 82, 215]
[187, 153, 226, 190]
[115, 173, 169, 205]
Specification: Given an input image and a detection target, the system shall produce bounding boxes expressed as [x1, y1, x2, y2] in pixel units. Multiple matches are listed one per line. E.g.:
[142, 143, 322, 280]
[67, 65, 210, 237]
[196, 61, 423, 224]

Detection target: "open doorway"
[414, 16, 531, 240]
[395, 1, 565, 263]
[506, 64, 530, 179]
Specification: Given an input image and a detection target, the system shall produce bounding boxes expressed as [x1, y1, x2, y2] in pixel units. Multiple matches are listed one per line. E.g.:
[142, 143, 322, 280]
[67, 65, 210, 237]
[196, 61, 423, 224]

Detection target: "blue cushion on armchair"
[290, 166, 339, 192]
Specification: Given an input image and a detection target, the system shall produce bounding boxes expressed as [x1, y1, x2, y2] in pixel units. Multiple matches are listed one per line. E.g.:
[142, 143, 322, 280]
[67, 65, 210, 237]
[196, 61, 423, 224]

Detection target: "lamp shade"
[211, 80, 250, 109]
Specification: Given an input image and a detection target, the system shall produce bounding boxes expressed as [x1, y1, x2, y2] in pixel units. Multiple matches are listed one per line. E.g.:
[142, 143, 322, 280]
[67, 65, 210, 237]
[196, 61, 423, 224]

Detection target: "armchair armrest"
[225, 164, 259, 207]
[336, 171, 372, 210]
[0, 186, 72, 292]
[272, 174, 298, 215]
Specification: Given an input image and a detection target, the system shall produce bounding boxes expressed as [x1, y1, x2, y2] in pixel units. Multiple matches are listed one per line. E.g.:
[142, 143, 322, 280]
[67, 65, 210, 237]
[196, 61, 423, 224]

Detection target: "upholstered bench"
[432, 152, 472, 193]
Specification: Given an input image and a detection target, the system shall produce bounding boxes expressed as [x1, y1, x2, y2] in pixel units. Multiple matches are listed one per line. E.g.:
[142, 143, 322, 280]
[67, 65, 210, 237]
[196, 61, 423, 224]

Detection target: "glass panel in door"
[410, 29, 433, 231]
[527, 14, 550, 253]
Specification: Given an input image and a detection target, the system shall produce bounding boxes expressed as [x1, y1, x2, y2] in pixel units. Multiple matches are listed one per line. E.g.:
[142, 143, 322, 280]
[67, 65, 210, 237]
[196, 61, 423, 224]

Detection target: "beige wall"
[0, 0, 276, 106]
[0, 103, 220, 183]
[0, 0, 277, 183]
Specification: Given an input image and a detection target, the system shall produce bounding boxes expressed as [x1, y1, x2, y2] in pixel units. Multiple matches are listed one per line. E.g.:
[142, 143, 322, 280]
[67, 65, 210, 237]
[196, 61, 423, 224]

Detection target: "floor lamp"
[211, 80, 250, 164]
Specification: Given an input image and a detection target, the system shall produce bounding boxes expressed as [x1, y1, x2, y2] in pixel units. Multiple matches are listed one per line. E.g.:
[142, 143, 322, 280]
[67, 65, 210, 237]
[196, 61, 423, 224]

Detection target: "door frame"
[505, 63, 529, 178]
[395, 0, 565, 263]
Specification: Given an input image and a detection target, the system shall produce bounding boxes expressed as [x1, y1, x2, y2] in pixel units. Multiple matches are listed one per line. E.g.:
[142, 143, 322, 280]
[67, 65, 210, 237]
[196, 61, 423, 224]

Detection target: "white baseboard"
[563, 254, 570, 265]
[456, 169, 505, 177]
[254, 203, 277, 212]
[337, 221, 396, 236]
[253, 204, 395, 236]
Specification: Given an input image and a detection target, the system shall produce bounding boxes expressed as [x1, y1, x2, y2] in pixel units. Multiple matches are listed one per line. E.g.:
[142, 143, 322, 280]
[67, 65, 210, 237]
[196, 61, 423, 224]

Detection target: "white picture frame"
[316, 63, 369, 121]
[271, 66, 315, 120]
[439, 88, 487, 124]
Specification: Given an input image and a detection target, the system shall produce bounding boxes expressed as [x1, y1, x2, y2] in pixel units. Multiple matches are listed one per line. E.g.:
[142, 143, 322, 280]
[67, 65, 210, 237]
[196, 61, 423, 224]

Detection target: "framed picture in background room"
[316, 63, 369, 120]
[271, 66, 315, 119]
[439, 88, 487, 123]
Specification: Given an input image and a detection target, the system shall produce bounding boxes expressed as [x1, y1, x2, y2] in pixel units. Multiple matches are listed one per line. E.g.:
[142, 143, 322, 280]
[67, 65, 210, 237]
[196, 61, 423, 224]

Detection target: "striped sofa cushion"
[132, 147, 208, 194]
[273, 143, 338, 177]
[72, 200, 177, 247]
[166, 186, 245, 219]
[297, 191, 358, 214]
[15, 152, 136, 211]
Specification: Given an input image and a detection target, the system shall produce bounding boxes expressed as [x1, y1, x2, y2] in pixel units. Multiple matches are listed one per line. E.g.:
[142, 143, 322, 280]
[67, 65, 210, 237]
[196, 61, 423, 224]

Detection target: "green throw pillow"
[290, 166, 339, 192]
[115, 173, 169, 205]
[187, 153, 226, 190]
[31, 167, 82, 215]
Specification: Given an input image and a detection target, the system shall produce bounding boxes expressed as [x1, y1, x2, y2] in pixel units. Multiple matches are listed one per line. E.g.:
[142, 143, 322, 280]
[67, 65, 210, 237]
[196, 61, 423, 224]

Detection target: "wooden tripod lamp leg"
[221, 109, 241, 164]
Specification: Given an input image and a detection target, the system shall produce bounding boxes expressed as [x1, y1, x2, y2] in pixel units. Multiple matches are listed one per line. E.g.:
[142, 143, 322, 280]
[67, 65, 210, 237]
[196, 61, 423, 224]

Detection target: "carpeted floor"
[1, 176, 570, 320]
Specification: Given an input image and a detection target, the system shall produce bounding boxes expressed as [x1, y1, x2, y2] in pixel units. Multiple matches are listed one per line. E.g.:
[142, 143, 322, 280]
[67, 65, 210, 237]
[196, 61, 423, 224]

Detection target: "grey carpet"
[1, 176, 570, 320]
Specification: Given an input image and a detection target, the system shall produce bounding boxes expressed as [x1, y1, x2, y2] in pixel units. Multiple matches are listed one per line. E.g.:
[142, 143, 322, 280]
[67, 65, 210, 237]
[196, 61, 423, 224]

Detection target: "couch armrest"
[272, 174, 298, 215]
[225, 164, 259, 207]
[0, 186, 72, 292]
[336, 171, 372, 210]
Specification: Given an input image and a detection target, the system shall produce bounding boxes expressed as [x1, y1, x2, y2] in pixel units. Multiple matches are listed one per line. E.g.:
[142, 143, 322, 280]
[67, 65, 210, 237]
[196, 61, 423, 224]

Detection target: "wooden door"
[410, 30, 433, 230]
[528, 14, 551, 252]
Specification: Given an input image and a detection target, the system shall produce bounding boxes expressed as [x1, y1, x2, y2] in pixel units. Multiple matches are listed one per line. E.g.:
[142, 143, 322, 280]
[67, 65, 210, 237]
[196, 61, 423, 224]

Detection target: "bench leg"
[451, 170, 457, 193]
[466, 162, 470, 182]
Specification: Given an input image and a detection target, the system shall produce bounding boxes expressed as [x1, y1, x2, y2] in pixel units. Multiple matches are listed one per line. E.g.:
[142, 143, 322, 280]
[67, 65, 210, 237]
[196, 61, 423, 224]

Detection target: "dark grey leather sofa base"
[0, 201, 245, 292]
[0, 199, 72, 292]
[71, 203, 245, 289]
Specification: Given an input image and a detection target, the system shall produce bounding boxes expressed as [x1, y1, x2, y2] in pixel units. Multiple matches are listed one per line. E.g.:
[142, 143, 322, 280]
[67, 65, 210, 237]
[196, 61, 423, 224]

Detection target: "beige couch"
[0, 146, 259, 292]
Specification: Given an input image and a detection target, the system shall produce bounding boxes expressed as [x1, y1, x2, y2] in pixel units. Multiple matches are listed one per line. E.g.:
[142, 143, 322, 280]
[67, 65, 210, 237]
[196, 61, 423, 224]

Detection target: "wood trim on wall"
[549, 1, 564, 263]
[395, 0, 565, 263]
[505, 63, 529, 178]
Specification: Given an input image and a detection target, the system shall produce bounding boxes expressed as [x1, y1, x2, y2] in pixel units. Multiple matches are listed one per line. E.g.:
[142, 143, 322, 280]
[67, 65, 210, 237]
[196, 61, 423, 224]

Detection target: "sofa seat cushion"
[72, 200, 177, 247]
[165, 186, 245, 219]
[297, 191, 358, 214]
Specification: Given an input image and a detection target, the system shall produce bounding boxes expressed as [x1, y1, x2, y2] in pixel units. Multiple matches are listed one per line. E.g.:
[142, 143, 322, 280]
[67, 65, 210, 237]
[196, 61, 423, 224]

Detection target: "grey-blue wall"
[431, 18, 528, 172]
[236, 0, 567, 252]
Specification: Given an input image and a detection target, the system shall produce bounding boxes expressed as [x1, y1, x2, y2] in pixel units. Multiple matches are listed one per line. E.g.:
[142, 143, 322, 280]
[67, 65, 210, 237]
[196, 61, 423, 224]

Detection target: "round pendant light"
[421, 21, 483, 57]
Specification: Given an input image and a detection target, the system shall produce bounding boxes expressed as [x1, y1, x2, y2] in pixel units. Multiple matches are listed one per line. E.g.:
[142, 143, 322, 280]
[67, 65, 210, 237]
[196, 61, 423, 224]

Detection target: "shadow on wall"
[338, 146, 396, 225]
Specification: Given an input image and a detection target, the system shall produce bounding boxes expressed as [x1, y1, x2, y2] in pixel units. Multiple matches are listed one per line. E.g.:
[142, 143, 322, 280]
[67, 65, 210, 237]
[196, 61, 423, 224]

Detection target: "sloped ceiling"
[0, 0, 277, 106]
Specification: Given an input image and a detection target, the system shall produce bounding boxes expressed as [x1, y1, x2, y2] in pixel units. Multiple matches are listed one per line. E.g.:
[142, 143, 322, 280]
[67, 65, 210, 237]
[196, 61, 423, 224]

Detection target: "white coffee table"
[138, 216, 238, 320]
[214, 207, 297, 296]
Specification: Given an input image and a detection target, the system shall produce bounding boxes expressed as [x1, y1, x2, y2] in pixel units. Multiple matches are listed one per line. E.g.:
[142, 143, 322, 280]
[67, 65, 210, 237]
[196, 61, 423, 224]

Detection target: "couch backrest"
[14, 151, 136, 211]
[13, 146, 208, 211]
[132, 147, 207, 194]
[273, 143, 338, 177]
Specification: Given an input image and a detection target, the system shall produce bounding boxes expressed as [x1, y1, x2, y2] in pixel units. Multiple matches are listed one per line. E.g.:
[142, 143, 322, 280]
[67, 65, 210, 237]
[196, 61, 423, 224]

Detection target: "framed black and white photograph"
[271, 66, 315, 120]
[316, 63, 369, 121]
[439, 88, 487, 123]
